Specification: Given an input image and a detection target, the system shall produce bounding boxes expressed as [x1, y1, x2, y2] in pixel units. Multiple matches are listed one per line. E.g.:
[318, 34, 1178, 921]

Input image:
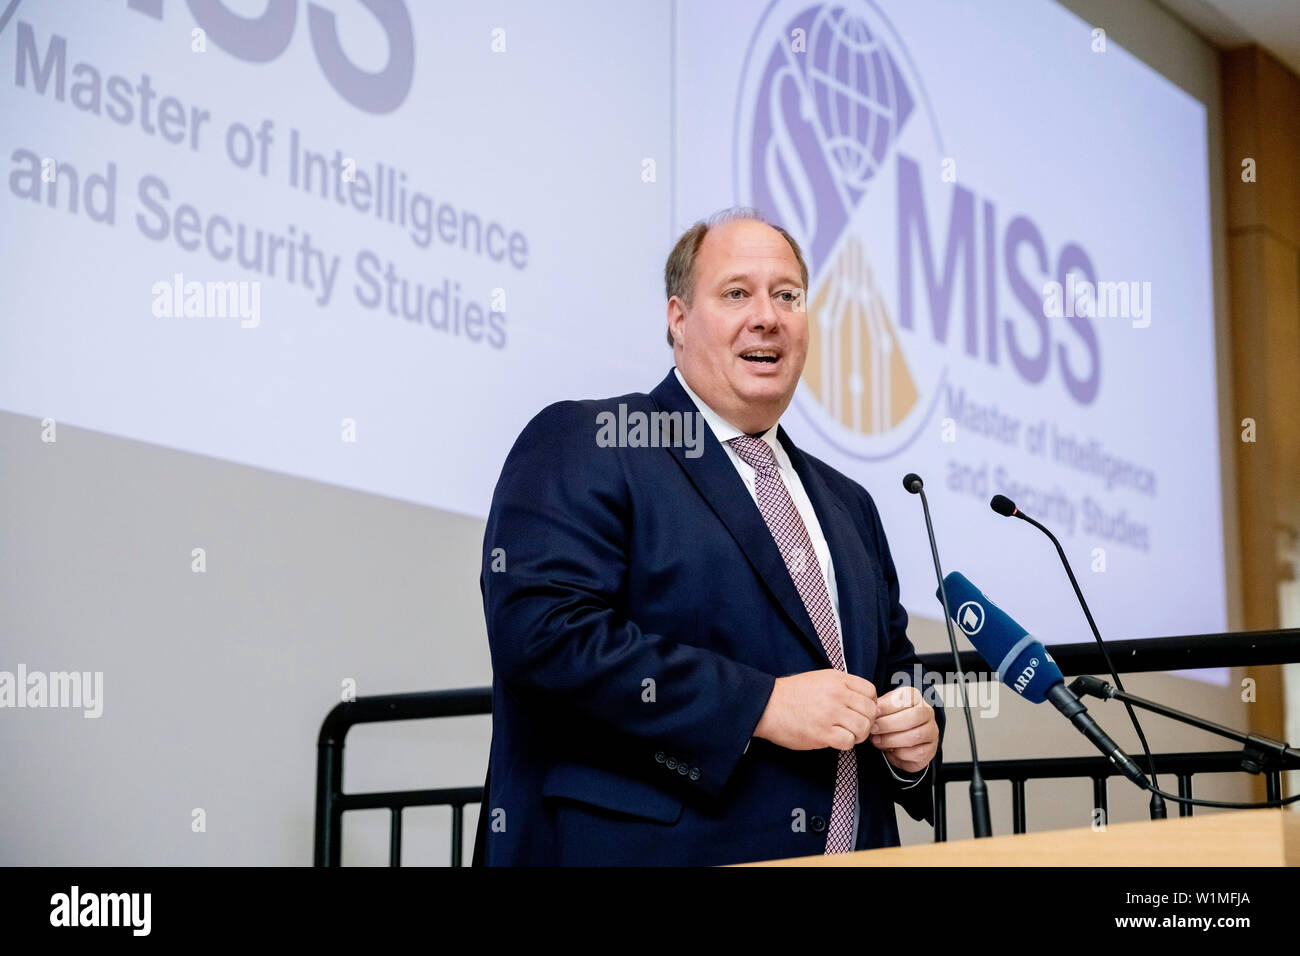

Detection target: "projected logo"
[736, 2, 948, 460]
[736, 2, 955, 461]
[736, 2, 1102, 463]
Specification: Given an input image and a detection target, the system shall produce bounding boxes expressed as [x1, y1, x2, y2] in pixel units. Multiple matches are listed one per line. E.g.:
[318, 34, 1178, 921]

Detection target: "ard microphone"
[936, 572, 1150, 791]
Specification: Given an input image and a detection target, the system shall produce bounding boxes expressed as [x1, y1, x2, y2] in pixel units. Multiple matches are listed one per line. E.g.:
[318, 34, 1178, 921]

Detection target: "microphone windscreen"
[990, 494, 1016, 517]
[936, 572, 1062, 703]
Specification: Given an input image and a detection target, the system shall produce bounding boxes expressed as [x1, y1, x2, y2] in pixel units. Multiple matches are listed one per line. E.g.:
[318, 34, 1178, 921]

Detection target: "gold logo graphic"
[802, 235, 918, 434]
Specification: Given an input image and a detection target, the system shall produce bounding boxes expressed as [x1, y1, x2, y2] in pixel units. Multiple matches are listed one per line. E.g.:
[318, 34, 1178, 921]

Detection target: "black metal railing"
[932, 750, 1298, 841]
[927, 628, 1300, 840]
[313, 629, 1300, 865]
[314, 687, 490, 866]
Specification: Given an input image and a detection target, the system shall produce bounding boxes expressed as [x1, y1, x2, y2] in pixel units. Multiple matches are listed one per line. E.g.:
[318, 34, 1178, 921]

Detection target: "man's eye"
[779, 291, 796, 301]
[726, 289, 745, 299]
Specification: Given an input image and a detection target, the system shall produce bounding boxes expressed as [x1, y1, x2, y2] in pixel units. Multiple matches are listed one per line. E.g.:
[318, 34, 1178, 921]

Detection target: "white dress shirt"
[673, 367, 927, 847]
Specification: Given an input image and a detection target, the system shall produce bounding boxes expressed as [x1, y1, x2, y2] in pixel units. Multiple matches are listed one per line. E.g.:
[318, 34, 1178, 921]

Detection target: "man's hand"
[868, 685, 938, 774]
[753, 671, 877, 751]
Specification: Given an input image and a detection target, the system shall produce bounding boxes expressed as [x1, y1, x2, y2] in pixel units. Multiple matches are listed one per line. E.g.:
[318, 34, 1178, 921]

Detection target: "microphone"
[936, 571, 1151, 791]
[988, 494, 1167, 818]
[902, 473, 992, 838]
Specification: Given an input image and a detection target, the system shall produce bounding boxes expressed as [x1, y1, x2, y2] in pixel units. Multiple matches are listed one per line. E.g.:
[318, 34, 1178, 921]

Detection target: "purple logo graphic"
[746, 5, 914, 275]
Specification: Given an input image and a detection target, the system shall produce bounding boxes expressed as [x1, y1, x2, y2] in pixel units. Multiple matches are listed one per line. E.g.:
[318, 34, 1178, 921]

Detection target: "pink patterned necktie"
[728, 435, 856, 854]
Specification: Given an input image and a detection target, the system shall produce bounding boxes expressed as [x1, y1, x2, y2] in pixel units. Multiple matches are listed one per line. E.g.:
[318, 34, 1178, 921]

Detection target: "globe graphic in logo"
[737, 2, 938, 447]
[806, 9, 905, 195]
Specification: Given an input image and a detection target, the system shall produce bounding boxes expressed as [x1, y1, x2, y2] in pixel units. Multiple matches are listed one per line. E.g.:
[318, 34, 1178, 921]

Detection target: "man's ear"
[666, 295, 687, 346]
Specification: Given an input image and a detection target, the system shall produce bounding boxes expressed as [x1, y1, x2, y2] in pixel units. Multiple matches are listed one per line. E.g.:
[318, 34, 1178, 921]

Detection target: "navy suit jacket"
[473, 368, 945, 866]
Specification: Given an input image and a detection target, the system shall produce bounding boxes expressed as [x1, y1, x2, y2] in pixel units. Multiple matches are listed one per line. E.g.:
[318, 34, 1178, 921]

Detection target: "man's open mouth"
[740, 349, 781, 365]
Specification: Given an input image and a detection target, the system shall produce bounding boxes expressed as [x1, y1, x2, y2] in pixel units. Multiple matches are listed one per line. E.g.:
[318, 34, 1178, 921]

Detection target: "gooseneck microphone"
[903, 473, 992, 838]
[937, 571, 1150, 791]
[989, 494, 1167, 819]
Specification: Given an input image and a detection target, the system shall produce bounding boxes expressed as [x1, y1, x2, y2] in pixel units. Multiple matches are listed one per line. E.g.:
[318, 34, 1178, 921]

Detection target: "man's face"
[668, 219, 808, 434]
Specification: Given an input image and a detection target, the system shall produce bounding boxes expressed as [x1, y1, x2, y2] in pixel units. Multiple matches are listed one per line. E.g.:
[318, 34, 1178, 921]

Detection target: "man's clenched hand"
[753, 671, 877, 751]
[868, 685, 938, 774]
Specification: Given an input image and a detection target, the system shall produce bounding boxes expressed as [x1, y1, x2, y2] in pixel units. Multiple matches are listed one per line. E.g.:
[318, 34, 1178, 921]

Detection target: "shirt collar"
[673, 366, 784, 463]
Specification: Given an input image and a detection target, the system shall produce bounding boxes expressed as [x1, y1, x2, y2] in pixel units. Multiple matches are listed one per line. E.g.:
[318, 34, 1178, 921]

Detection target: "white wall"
[0, 411, 490, 864]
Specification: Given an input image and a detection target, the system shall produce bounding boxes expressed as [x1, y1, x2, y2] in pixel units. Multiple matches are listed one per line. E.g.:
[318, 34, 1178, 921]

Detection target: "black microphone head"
[903, 473, 923, 494]
[990, 494, 1017, 517]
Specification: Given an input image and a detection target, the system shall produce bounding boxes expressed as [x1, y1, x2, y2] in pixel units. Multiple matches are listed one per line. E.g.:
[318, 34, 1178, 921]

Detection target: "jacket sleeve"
[858, 483, 946, 825]
[481, 400, 776, 801]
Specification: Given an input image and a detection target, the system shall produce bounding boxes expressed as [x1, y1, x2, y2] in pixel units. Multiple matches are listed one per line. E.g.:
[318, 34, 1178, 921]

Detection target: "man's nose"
[749, 292, 781, 330]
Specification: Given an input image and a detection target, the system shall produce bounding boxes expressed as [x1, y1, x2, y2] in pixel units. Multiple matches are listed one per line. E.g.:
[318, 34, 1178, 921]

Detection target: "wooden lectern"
[741, 809, 1299, 866]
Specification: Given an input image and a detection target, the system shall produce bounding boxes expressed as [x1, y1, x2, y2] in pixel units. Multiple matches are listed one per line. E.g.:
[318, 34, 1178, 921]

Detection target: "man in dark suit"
[473, 208, 944, 866]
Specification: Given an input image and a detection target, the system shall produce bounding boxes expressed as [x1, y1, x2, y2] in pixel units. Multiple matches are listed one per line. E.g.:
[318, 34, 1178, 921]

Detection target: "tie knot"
[729, 435, 778, 472]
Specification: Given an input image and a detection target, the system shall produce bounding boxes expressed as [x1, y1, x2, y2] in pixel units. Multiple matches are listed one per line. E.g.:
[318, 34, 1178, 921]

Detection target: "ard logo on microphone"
[1013, 651, 1057, 696]
[1014, 658, 1040, 695]
[956, 601, 985, 636]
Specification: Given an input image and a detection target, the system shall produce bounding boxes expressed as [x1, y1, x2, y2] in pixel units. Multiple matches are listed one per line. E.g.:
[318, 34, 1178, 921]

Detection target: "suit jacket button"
[654, 751, 666, 763]
[811, 815, 827, 833]
[666, 757, 678, 770]
[677, 763, 689, 775]
[688, 768, 701, 781]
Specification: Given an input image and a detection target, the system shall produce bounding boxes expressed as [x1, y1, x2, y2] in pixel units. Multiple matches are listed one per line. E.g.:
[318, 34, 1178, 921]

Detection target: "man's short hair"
[663, 207, 810, 347]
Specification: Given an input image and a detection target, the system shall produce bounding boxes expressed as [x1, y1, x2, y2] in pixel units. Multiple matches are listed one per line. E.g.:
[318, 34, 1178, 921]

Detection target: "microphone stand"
[1070, 676, 1300, 777]
[905, 474, 992, 838]
[992, 496, 1168, 820]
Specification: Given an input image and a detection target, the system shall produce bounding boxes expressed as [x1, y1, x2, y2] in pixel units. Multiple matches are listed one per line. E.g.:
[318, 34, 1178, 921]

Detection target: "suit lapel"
[649, 370, 831, 668]
[778, 426, 880, 681]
